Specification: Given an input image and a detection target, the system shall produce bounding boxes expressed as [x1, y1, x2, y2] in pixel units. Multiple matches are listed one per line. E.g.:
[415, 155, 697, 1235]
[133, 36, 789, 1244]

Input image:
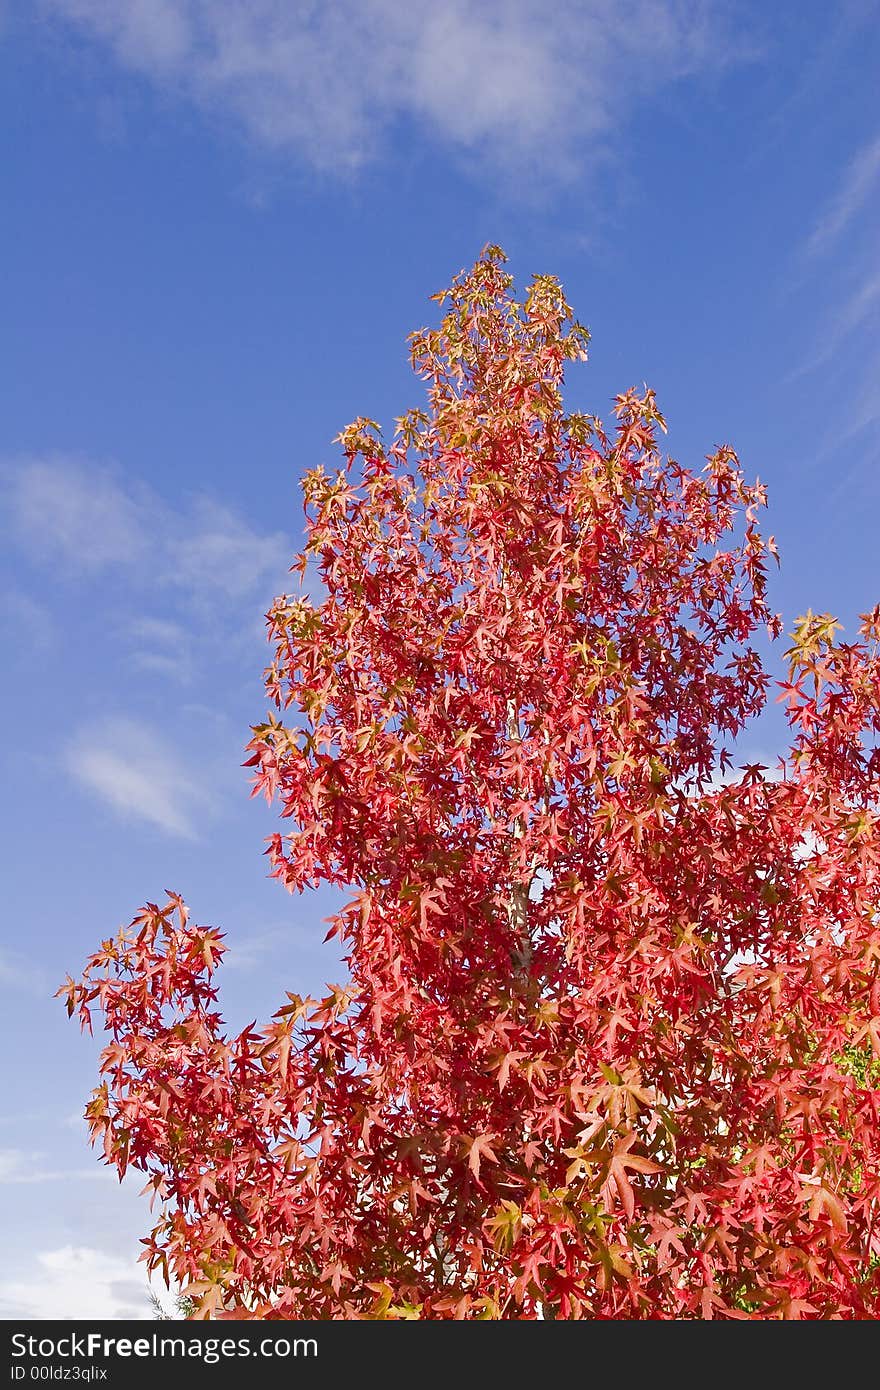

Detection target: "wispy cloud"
[789, 267, 880, 379]
[0, 588, 53, 653]
[4, 455, 289, 603]
[0, 1149, 111, 1186]
[6, 456, 149, 571]
[174, 495, 290, 604]
[844, 367, 880, 444]
[220, 925, 290, 972]
[43, 0, 746, 184]
[220, 921, 330, 972]
[65, 715, 216, 838]
[0, 1244, 153, 1319]
[803, 131, 880, 258]
[0, 948, 48, 996]
[791, 130, 880, 463]
[129, 616, 188, 647]
[126, 616, 193, 684]
[826, 268, 880, 342]
[2, 454, 291, 681]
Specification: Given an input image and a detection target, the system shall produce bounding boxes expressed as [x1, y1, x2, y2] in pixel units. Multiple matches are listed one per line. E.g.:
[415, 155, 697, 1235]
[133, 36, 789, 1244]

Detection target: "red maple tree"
[61, 248, 880, 1319]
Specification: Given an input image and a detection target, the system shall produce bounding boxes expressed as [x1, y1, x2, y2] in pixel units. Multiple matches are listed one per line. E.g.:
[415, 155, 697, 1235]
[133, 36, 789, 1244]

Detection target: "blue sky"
[1, 0, 878, 1318]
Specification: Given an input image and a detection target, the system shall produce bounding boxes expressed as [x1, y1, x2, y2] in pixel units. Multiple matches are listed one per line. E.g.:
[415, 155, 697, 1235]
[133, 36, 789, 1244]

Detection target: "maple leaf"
[797, 1176, 848, 1233]
[604, 1137, 665, 1221]
[462, 1133, 500, 1185]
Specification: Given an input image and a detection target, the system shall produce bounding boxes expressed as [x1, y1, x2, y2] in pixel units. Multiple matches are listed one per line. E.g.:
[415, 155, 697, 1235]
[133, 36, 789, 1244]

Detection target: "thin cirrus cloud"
[64, 716, 215, 839]
[0, 948, 48, 997]
[42, 0, 746, 182]
[127, 616, 193, 683]
[790, 266, 880, 380]
[793, 130, 880, 445]
[0, 588, 53, 651]
[4, 455, 290, 604]
[802, 131, 880, 260]
[6, 455, 149, 573]
[3, 454, 292, 673]
[2, 457, 291, 836]
[0, 1148, 111, 1187]
[0, 1244, 153, 1320]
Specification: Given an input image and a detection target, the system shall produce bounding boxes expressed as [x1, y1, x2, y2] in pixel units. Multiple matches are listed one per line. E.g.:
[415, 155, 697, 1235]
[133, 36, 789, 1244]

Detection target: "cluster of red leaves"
[61, 249, 880, 1318]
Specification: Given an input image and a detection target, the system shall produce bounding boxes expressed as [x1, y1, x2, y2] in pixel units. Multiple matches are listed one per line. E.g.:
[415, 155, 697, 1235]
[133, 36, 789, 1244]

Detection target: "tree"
[60, 248, 880, 1319]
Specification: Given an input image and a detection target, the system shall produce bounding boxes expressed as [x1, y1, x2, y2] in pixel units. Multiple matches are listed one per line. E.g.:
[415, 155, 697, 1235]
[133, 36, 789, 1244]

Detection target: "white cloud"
[0, 1244, 153, 1320]
[791, 267, 880, 378]
[0, 588, 53, 652]
[65, 715, 215, 838]
[219, 921, 329, 971]
[43, 0, 743, 182]
[129, 649, 193, 682]
[6, 456, 148, 572]
[4, 455, 289, 605]
[0, 1149, 111, 1186]
[127, 617, 193, 683]
[844, 370, 880, 443]
[831, 268, 880, 339]
[804, 131, 880, 258]
[220, 925, 288, 972]
[0, 1151, 35, 1182]
[175, 495, 291, 603]
[792, 130, 880, 465]
[0, 948, 47, 996]
[130, 616, 188, 647]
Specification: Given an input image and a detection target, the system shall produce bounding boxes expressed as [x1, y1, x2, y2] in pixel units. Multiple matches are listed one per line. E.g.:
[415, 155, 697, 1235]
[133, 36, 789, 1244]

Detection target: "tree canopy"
[62, 248, 880, 1318]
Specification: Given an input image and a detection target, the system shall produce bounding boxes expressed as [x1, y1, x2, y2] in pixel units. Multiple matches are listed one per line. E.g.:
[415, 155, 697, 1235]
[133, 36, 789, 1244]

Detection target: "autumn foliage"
[61, 249, 880, 1319]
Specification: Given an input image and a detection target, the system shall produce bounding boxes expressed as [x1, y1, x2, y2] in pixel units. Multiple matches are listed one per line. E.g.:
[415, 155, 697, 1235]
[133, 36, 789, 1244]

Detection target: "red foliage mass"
[61, 250, 880, 1318]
